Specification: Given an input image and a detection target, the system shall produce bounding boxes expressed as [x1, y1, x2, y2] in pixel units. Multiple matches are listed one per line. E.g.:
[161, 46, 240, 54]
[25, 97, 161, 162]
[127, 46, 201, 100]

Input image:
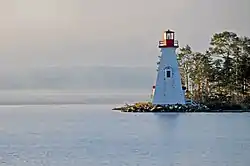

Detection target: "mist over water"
[0, 66, 155, 105]
[0, 90, 151, 105]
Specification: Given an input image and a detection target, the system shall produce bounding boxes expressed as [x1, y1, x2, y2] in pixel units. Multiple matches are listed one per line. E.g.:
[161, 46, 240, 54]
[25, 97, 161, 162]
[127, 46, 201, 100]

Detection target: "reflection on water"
[154, 113, 180, 132]
[0, 104, 250, 166]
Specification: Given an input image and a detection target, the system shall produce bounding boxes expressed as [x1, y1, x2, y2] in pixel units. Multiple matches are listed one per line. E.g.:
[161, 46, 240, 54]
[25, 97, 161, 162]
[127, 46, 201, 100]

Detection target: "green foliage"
[177, 31, 250, 104]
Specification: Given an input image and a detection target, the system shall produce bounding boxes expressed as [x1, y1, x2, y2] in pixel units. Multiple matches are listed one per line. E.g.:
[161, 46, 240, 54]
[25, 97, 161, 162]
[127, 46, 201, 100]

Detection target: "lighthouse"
[152, 30, 186, 105]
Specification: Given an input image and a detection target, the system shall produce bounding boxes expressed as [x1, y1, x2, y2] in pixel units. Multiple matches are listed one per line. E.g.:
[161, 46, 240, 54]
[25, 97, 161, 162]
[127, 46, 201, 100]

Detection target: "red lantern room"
[159, 30, 179, 48]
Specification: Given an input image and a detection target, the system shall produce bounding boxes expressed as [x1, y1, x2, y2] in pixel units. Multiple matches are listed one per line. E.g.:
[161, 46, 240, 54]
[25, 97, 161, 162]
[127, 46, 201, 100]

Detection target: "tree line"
[177, 31, 250, 105]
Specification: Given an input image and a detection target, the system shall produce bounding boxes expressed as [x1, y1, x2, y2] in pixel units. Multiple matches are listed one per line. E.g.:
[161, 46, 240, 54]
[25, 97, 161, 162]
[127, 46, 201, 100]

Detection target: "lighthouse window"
[164, 68, 172, 79]
[166, 70, 171, 77]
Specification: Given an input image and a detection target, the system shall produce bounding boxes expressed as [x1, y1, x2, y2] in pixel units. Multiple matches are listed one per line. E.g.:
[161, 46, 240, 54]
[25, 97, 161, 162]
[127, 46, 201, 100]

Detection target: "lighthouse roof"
[165, 29, 174, 33]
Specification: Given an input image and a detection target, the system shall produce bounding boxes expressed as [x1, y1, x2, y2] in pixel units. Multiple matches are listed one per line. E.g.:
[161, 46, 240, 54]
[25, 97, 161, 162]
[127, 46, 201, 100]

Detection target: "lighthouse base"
[152, 101, 186, 106]
[152, 96, 186, 106]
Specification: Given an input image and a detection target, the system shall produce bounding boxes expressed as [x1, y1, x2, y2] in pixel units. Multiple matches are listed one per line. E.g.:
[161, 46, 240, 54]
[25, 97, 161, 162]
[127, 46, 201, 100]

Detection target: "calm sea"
[0, 104, 250, 166]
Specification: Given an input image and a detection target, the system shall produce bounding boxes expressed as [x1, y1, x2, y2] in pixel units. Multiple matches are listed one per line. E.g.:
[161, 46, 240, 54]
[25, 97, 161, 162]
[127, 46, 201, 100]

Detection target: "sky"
[0, 0, 250, 91]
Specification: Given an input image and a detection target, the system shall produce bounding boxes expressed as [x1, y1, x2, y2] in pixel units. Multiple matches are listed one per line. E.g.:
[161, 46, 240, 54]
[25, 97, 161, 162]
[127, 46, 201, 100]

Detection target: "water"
[0, 104, 250, 166]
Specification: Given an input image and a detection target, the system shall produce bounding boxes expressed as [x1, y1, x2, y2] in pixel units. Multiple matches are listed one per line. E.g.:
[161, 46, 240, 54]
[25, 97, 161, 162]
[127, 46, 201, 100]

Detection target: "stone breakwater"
[112, 102, 249, 113]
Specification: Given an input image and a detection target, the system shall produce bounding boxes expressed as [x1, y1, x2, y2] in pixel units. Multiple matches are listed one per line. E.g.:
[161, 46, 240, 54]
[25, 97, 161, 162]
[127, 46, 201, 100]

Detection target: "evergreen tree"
[177, 31, 250, 104]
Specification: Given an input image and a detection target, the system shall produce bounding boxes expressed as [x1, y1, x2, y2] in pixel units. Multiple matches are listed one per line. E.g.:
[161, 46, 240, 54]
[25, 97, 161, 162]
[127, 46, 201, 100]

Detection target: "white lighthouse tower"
[152, 30, 185, 105]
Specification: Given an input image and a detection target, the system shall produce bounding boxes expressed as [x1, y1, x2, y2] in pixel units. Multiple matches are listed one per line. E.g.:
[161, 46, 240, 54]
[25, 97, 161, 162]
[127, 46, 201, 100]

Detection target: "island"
[113, 30, 250, 113]
[112, 102, 250, 113]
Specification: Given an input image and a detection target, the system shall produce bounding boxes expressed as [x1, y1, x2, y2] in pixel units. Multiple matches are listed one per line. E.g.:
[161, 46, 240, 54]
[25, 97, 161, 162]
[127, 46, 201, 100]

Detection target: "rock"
[113, 101, 250, 113]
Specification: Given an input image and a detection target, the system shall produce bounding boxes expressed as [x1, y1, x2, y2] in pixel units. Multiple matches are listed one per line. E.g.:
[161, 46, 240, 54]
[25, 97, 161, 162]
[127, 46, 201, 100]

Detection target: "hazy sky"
[1, 0, 249, 69]
[0, 0, 249, 93]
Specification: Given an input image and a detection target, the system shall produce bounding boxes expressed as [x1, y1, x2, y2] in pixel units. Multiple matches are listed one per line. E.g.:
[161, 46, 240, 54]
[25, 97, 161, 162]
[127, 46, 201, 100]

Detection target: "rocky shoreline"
[112, 102, 250, 113]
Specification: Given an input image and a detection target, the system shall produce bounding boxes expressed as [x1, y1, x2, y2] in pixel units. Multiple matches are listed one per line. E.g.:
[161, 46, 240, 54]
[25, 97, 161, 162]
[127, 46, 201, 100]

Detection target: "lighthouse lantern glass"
[166, 33, 171, 39]
[166, 32, 174, 40]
